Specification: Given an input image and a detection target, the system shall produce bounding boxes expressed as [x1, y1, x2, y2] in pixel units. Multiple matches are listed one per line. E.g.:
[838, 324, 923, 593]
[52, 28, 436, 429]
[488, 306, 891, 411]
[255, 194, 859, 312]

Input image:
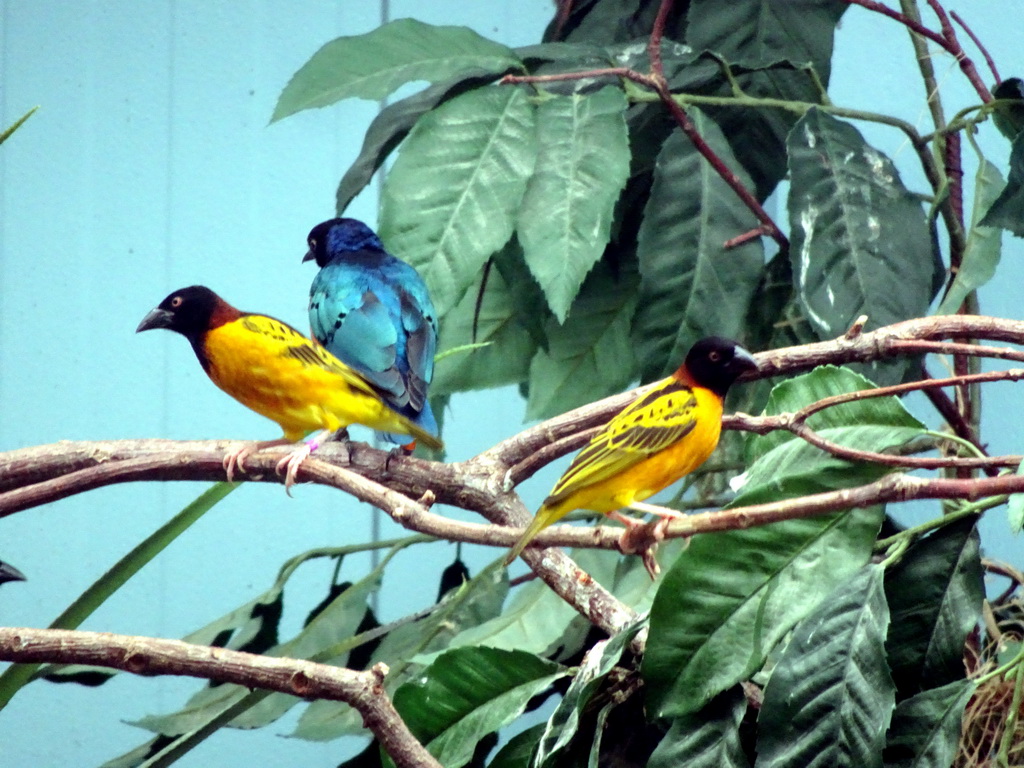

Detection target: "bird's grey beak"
[302, 249, 315, 264]
[0, 561, 26, 584]
[734, 346, 759, 373]
[136, 307, 174, 333]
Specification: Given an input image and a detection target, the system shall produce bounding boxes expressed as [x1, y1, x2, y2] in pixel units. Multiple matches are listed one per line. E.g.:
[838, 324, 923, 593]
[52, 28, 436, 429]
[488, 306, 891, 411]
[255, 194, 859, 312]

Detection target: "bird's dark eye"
[708, 350, 721, 362]
[171, 296, 183, 308]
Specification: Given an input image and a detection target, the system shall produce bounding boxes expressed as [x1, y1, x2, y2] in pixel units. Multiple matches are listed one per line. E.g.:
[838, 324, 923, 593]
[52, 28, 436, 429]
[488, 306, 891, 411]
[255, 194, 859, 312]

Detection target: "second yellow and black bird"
[505, 336, 757, 566]
[137, 286, 443, 489]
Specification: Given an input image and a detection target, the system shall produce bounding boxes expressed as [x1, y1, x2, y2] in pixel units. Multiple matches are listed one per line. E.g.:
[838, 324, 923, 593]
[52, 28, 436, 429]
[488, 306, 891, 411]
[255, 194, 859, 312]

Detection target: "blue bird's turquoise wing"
[308, 254, 438, 437]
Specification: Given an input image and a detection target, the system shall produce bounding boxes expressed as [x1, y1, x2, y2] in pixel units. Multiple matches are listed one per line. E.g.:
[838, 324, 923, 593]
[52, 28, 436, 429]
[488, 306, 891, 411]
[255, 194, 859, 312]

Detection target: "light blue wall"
[0, 2, 1018, 765]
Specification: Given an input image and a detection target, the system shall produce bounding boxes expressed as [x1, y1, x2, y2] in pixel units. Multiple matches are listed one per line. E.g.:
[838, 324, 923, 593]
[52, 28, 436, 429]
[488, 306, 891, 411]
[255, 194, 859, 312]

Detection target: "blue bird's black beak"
[302, 248, 315, 264]
[136, 307, 174, 333]
[0, 561, 26, 584]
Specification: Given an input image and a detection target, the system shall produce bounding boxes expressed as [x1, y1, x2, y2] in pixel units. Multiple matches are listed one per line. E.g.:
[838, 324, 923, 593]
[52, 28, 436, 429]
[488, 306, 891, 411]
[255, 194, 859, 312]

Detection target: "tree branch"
[0, 627, 442, 768]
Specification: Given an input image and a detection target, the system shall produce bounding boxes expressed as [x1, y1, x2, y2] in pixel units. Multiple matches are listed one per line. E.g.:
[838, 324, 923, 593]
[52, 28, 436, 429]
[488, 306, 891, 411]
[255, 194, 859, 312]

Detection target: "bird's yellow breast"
[549, 385, 723, 518]
[201, 317, 389, 441]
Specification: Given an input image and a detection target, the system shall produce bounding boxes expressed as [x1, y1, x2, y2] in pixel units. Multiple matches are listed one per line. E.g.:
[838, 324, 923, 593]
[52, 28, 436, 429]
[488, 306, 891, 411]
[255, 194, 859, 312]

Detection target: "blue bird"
[303, 218, 438, 449]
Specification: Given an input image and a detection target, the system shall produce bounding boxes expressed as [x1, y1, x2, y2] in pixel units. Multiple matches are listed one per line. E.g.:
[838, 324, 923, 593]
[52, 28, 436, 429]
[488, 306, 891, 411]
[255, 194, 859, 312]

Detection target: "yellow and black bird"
[505, 336, 757, 567]
[137, 286, 443, 488]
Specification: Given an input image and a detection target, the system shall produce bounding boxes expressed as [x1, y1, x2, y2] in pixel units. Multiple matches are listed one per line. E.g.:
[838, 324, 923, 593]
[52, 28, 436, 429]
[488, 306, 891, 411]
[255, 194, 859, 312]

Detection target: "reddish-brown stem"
[950, 10, 1000, 84]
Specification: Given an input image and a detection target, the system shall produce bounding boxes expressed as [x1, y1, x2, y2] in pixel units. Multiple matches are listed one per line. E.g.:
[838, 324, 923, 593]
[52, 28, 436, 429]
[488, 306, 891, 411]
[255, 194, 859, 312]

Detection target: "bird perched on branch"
[304, 218, 438, 450]
[505, 337, 757, 574]
[0, 561, 26, 585]
[136, 285, 443, 490]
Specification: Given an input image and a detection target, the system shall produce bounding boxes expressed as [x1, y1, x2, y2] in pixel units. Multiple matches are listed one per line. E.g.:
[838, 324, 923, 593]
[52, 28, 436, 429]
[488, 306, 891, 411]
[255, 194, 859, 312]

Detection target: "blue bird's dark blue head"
[303, 218, 385, 267]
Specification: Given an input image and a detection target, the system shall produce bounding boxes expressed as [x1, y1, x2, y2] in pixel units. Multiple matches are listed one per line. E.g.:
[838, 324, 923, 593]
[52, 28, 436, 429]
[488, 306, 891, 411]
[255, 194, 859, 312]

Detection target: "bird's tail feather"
[504, 505, 562, 565]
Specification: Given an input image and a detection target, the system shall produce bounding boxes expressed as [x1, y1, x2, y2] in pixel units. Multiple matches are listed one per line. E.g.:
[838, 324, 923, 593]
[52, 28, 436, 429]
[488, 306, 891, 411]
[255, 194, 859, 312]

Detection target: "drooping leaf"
[336, 72, 509, 213]
[685, 0, 847, 77]
[292, 564, 510, 742]
[391, 647, 567, 768]
[272, 19, 522, 120]
[882, 680, 975, 768]
[980, 130, 1024, 236]
[517, 86, 631, 321]
[936, 158, 1004, 314]
[432, 244, 541, 395]
[525, 261, 638, 420]
[884, 517, 983, 698]
[756, 565, 895, 768]
[647, 687, 750, 768]
[992, 77, 1024, 140]
[380, 87, 536, 316]
[545, 1, 688, 46]
[788, 109, 935, 376]
[642, 505, 884, 718]
[535, 617, 646, 766]
[632, 108, 764, 381]
[735, 366, 926, 505]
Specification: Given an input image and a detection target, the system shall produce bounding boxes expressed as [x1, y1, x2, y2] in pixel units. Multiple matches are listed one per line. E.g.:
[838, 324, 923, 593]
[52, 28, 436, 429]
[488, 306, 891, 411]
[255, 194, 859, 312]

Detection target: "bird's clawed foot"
[274, 430, 329, 495]
[612, 502, 685, 579]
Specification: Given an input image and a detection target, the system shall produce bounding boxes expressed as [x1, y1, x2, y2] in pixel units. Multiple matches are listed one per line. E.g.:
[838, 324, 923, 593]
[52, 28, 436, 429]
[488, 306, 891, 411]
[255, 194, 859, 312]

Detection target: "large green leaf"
[632, 108, 765, 381]
[535, 617, 646, 766]
[291, 564, 510, 741]
[882, 680, 975, 768]
[685, 0, 847, 77]
[525, 261, 638, 420]
[756, 565, 895, 768]
[380, 87, 536, 316]
[647, 688, 750, 768]
[487, 723, 546, 768]
[391, 647, 567, 768]
[936, 159, 1004, 314]
[980, 130, 1024, 236]
[432, 245, 541, 395]
[788, 109, 935, 361]
[642, 505, 883, 718]
[272, 19, 522, 120]
[884, 517, 983, 698]
[517, 86, 631, 321]
[335, 72, 507, 214]
[736, 366, 926, 505]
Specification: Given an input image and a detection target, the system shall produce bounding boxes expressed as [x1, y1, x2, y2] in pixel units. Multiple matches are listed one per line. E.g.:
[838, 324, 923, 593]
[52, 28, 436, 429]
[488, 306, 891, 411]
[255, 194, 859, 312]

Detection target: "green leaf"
[336, 72, 506, 214]
[517, 86, 630, 321]
[642, 505, 883, 718]
[0, 105, 38, 146]
[536, 617, 646, 766]
[291, 564, 510, 741]
[736, 366, 926, 505]
[936, 158, 1004, 314]
[981, 130, 1024, 236]
[1009, 458, 1024, 534]
[0, 482, 236, 704]
[632, 108, 765, 380]
[525, 261, 638, 420]
[756, 565, 895, 768]
[992, 78, 1024, 140]
[380, 86, 537, 316]
[788, 109, 935, 354]
[648, 688, 749, 768]
[685, 0, 847, 76]
[487, 723, 545, 768]
[884, 517, 983, 697]
[883, 680, 975, 767]
[392, 648, 567, 768]
[432, 244, 541, 395]
[272, 19, 522, 120]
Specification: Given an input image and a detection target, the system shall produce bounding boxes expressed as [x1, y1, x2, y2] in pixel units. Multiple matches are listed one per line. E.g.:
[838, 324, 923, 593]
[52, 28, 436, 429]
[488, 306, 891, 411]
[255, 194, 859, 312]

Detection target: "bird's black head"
[681, 336, 758, 397]
[302, 218, 385, 267]
[136, 285, 224, 340]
